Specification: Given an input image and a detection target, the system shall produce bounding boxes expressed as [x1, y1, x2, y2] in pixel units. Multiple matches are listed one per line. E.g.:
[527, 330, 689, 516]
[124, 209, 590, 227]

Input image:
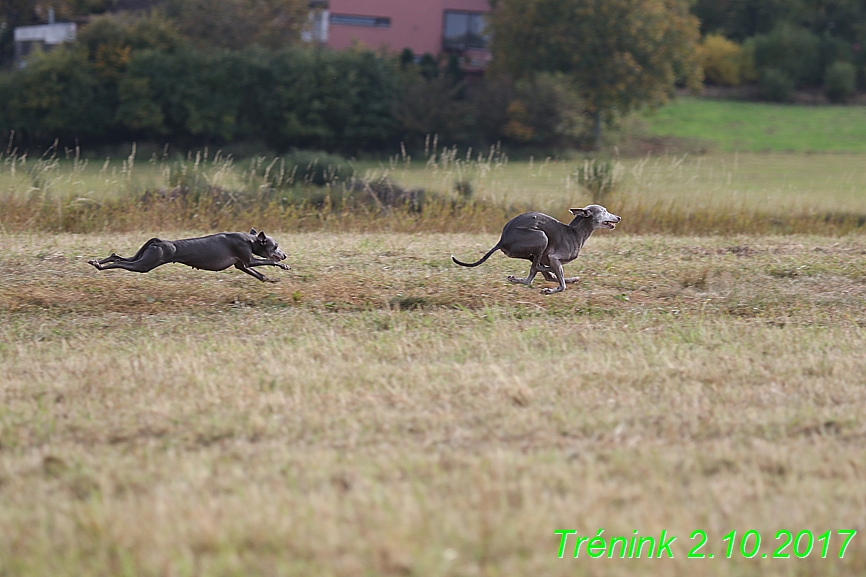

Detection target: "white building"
[14, 10, 77, 68]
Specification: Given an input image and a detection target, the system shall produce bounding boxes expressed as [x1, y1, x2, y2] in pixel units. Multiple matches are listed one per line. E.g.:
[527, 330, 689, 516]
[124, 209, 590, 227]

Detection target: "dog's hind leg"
[503, 229, 549, 286]
[89, 241, 172, 273]
[91, 238, 162, 265]
[508, 257, 546, 286]
[94, 253, 124, 265]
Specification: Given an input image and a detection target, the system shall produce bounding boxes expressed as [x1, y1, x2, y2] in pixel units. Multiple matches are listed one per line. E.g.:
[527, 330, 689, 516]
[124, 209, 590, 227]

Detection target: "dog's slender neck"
[567, 216, 595, 248]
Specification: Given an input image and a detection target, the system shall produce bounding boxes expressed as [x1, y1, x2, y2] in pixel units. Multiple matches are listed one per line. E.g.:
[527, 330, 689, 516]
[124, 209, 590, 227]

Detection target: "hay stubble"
[0, 232, 865, 576]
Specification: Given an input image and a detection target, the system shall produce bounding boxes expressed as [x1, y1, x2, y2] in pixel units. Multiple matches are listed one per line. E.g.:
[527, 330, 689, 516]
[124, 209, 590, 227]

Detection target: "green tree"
[162, 0, 309, 50]
[76, 13, 186, 56]
[488, 0, 703, 148]
[0, 46, 114, 141]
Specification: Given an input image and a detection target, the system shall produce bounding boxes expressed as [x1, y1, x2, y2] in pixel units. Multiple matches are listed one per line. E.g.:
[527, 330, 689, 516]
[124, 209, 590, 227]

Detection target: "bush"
[394, 64, 589, 150]
[819, 34, 853, 74]
[739, 42, 758, 83]
[393, 75, 472, 146]
[481, 73, 587, 148]
[509, 73, 587, 148]
[118, 49, 245, 141]
[824, 61, 857, 103]
[574, 158, 621, 203]
[759, 67, 795, 102]
[251, 48, 399, 152]
[465, 77, 513, 145]
[700, 34, 748, 86]
[749, 23, 822, 87]
[282, 150, 354, 186]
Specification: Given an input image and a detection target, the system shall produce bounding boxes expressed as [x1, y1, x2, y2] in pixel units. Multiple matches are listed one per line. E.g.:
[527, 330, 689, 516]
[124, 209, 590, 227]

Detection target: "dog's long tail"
[451, 244, 501, 267]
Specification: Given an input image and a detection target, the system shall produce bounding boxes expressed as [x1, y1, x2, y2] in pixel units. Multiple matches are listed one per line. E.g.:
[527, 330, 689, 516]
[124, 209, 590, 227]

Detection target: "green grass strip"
[644, 97, 866, 152]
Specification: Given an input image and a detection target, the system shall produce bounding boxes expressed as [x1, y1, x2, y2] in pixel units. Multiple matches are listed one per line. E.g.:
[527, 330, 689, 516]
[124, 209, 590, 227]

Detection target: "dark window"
[443, 11, 488, 51]
[330, 13, 391, 28]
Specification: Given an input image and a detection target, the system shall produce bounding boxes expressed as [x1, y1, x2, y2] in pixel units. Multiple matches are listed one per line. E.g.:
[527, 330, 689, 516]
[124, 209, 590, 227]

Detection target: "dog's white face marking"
[582, 204, 622, 230]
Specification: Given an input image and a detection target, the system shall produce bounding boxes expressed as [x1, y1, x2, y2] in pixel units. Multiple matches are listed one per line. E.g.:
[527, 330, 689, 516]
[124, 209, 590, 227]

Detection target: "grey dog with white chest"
[451, 204, 621, 294]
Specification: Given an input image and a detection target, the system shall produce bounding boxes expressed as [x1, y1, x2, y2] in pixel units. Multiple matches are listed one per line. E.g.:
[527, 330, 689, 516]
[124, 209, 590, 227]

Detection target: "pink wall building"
[326, 0, 491, 66]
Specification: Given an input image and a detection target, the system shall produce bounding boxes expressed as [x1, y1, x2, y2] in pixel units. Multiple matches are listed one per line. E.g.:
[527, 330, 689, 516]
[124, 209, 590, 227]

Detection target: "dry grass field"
[2, 150, 866, 235]
[1, 229, 865, 576]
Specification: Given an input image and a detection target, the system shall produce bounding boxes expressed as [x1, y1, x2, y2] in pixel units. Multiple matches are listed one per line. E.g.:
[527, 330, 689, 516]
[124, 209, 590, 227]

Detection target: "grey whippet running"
[451, 204, 621, 294]
[88, 229, 289, 282]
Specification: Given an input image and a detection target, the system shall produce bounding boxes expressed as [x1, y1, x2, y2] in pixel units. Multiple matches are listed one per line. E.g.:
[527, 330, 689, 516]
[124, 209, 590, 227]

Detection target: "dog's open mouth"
[604, 221, 617, 229]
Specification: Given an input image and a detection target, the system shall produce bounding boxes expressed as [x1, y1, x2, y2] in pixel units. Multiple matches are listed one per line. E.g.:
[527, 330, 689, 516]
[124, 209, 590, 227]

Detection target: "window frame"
[442, 10, 489, 52]
[330, 13, 391, 28]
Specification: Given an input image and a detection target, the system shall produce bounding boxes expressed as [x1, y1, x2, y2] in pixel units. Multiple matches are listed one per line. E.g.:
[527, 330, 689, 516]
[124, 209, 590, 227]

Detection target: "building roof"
[13, 22, 77, 45]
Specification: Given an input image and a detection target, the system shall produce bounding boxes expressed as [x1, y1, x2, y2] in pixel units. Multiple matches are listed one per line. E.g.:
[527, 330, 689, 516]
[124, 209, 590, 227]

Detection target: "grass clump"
[573, 158, 622, 204]
[824, 61, 857, 104]
[281, 150, 355, 186]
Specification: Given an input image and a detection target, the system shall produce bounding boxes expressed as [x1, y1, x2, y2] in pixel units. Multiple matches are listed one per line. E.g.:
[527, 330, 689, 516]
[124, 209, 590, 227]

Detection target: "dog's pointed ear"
[569, 208, 591, 217]
[249, 228, 257, 235]
[257, 231, 267, 242]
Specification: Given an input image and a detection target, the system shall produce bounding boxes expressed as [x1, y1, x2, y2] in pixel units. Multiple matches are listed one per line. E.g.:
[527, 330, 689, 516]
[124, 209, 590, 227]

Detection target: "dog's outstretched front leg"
[538, 263, 579, 284]
[539, 258, 567, 295]
[247, 258, 290, 270]
[541, 272, 579, 283]
[234, 262, 278, 282]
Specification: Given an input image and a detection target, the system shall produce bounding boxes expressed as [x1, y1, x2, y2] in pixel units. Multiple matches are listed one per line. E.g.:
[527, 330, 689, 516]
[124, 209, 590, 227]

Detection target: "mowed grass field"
[642, 97, 866, 153]
[2, 230, 866, 576]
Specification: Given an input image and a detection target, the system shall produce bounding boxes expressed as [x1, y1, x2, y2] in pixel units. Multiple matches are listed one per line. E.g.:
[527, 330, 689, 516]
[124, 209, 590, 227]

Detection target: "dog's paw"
[507, 275, 526, 284]
[540, 287, 563, 295]
[265, 277, 280, 283]
[87, 260, 100, 268]
[276, 263, 291, 270]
